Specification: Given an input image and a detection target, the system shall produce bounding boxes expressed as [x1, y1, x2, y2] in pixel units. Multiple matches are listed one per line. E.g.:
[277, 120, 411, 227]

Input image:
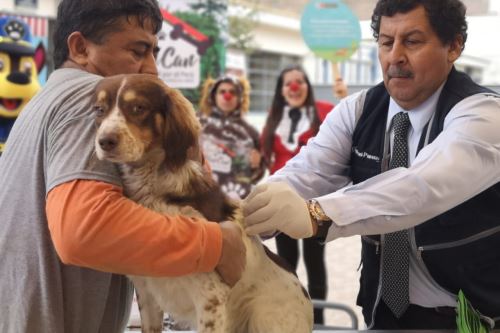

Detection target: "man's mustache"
[387, 67, 414, 79]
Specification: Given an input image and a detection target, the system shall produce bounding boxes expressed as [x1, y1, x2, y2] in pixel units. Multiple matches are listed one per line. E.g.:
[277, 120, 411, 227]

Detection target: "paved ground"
[262, 235, 364, 329]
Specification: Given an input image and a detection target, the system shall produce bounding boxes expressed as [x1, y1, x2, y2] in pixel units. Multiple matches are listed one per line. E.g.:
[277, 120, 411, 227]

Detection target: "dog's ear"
[162, 85, 201, 171]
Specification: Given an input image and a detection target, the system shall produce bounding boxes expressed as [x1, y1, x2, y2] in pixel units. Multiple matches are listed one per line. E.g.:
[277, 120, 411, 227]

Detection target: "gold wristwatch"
[307, 199, 332, 239]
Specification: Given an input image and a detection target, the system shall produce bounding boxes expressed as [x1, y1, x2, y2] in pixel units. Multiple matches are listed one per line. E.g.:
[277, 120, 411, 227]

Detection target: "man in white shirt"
[243, 0, 500, 329]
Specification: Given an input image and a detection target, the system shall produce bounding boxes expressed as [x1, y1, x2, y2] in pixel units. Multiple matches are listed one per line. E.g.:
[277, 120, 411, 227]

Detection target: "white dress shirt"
[276, 106, 312, 151]
[270, 84, 500, 308]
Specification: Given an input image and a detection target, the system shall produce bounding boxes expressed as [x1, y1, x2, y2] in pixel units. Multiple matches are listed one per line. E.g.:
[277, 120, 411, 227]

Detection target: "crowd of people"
[1, 0, 500, 331]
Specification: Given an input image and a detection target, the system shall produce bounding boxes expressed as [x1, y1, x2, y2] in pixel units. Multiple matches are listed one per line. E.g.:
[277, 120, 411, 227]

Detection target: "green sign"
[301, 0, 361, 62]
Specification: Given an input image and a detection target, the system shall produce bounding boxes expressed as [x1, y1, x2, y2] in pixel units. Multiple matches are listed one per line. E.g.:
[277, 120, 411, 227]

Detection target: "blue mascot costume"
[0, 16, 46, 154]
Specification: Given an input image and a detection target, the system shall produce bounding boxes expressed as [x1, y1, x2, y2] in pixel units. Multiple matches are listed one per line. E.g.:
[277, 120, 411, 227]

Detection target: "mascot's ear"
[34, 42, 46, 73]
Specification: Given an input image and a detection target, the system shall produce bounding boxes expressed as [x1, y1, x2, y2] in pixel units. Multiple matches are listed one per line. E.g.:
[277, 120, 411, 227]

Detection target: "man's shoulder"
[40, 69, 102, 108]
[47, 68, 101, 87]
[20, 69, 103, 126]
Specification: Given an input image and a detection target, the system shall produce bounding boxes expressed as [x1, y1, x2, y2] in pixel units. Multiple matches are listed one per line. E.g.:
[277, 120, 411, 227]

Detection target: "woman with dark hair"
[261, 64, 332, 324]
[262, 65, 322, 174]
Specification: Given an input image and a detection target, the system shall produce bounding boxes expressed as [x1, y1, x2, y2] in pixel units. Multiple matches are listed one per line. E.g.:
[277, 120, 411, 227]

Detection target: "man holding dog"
[0, 0, 245, 332]
[244, 0, 500, 329]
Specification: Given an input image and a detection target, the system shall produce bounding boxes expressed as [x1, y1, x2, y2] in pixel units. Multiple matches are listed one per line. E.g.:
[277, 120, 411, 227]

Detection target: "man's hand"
[242, 182, 313, 239]
[215, 221, 246, 287]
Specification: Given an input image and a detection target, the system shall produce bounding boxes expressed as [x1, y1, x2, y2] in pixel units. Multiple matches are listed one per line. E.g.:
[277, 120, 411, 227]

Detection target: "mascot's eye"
[22, 61, 32, 76]
[0, 59, 4, 72]
[93, 105, 105, 117]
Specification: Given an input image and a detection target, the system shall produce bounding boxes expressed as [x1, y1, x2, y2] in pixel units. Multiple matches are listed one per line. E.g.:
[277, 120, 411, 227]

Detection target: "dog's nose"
[98, 134, 119, 151]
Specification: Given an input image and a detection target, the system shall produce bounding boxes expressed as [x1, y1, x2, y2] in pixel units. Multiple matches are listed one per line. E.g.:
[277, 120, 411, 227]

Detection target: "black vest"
[351, 68, 500, 325]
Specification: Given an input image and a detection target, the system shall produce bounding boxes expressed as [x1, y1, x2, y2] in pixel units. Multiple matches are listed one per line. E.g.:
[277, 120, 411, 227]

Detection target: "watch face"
[313, 202, 326, 219]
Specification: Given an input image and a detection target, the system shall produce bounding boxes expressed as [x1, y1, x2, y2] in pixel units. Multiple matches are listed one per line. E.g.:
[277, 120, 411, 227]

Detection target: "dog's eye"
[132, 105, 146, 115]
[93, 105, 105, 117]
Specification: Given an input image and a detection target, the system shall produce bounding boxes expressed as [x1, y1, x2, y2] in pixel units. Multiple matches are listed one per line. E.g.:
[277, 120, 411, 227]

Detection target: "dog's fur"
[93, 74, 313, 333]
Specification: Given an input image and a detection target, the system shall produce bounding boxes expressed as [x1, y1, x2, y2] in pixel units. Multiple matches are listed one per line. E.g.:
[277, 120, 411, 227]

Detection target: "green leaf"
[456, 290, 490, 333]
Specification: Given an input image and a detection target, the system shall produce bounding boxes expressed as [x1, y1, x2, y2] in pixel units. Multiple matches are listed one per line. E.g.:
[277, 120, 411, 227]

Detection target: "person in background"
[243, 0, 500, 329]
[333, 77, 349, 100]
[198, 75, 265, 200]
[261, 64, 344, 324]
[0, 1, 245, 332]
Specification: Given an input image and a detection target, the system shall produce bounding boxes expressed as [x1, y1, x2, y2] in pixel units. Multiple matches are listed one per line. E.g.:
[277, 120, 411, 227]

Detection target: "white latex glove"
[242, 182, 313, 239]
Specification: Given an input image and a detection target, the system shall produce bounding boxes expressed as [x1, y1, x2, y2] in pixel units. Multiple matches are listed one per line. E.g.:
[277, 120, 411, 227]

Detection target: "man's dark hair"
[53, 0, 163, 68]
[371, 0, 468, 51]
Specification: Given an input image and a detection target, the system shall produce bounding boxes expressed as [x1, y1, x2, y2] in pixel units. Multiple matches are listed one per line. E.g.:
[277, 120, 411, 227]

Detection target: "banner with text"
[158, 0, 227, 103]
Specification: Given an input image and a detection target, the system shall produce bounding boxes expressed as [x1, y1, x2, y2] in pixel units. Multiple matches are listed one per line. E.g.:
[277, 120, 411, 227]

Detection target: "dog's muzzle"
[98, 132, 119, 152]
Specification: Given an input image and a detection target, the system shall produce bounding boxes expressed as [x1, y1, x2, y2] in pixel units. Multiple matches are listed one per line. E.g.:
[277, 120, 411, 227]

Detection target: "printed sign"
[156, 2, 227, 101]
[157, 22, 201, 88]
[301, 0, 361, 62]
[156, 9, 216, 89]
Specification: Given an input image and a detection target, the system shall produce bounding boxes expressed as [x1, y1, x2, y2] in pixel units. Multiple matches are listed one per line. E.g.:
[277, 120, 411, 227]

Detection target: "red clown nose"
[223, 92, 234, 101]
[289, 82, 300, 92]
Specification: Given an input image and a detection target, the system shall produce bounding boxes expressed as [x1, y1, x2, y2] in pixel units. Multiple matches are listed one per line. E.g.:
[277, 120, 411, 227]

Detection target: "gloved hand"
[242, 182, 313, 239]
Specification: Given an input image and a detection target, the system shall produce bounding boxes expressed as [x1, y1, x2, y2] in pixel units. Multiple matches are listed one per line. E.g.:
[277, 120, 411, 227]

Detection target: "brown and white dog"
[93, 74, 313, 333]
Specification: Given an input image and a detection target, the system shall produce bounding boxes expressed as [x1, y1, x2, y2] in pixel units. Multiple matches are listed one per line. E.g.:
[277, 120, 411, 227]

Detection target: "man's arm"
[269, 91, 361, 198]
[245, 94, 500, 241]
[317, 94, 500, 240]
[46, 179, 244, 283]
[243, 93, 359, 239]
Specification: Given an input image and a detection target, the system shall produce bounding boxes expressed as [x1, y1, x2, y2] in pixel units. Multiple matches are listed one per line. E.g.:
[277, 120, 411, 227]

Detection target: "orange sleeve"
[46, 179, 222, 277]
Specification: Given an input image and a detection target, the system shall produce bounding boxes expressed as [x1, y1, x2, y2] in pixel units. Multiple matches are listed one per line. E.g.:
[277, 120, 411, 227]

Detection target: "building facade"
[2, 0, 497, 114]
[229, 0, 495, 112]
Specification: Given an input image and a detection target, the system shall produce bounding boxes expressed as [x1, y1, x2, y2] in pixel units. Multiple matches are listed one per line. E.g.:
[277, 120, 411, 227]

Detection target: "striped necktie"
[381, 111, 411, 318]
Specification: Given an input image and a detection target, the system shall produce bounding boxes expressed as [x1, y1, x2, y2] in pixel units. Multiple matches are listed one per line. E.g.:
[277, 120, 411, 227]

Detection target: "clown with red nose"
[284, 78, 308, 108]
[216, 82, 240, 114]
[198, 75, 266, 200]
[261, 65, 334, 175]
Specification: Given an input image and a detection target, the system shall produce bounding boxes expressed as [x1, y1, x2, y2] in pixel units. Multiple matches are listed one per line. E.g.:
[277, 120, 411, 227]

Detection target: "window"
[247, 51, 300, 113]
[15, 0, 38, 8]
